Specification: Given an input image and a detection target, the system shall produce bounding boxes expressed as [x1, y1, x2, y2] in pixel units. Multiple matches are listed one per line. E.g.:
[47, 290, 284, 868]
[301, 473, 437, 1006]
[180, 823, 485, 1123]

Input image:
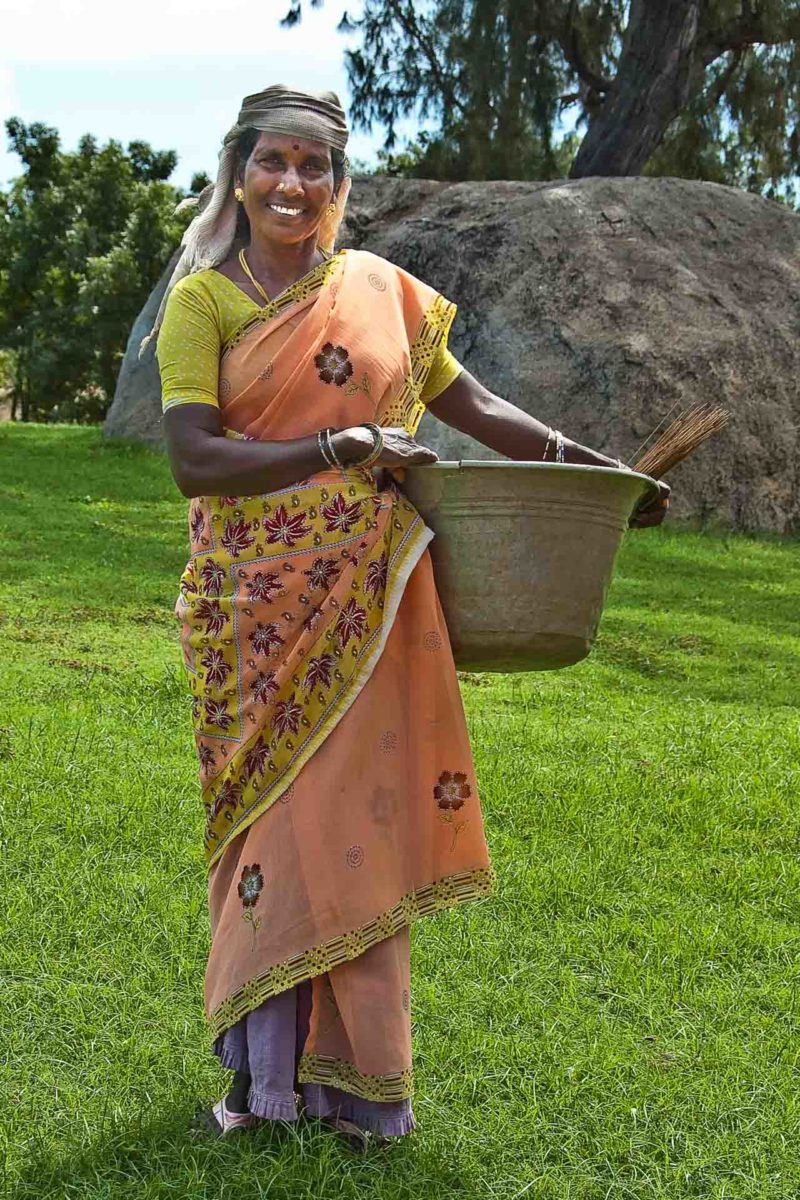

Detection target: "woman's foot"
[190, 1069, 257, 1136]
[319, 1115, 397, 1152]
[190, 1096, 260, 1137]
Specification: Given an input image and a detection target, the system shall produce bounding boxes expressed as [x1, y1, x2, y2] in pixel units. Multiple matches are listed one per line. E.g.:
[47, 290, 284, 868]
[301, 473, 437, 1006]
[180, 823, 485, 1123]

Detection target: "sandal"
[320, 1115, 396, 1153]
[190, 1096, 260, 1137]
[320, 1115, 372, 1153]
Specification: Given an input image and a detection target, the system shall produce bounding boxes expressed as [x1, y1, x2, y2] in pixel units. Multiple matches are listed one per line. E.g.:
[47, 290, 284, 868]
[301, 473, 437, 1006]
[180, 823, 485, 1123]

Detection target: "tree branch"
[699, 3, 800, 66]
[384, 0, 466, 117]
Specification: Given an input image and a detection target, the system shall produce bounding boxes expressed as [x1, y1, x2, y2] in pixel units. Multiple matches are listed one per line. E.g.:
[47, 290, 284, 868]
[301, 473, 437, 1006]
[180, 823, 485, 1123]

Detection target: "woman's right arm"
[163, 403, 363, 497]
[163, 405, 438, 498]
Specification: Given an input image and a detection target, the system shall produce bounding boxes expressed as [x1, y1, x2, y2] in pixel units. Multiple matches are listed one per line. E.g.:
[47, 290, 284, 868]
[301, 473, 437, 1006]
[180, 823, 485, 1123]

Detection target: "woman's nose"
[280, 168, 304, 194]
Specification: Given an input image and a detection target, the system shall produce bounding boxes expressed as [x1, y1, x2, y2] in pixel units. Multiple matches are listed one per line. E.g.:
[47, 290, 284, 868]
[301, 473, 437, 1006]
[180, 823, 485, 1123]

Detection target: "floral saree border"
[208, 864, 496, 1042]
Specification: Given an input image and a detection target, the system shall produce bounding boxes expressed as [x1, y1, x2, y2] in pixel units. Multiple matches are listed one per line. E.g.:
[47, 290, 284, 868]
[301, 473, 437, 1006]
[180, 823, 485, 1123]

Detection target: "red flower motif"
[219, 496, 239, 507]
[199, 558, 226, 596]
[221, 517, 255, 558]
[363, 553, 389, 599]
[248, 621, 285, 657]
[320, 492, 363, 534]
[190, 504, 205, 541]
[303, 652, 336, 692]
[250, 669, 279, 704]
[303, 556, 341, 591]
[180, 569, 198, 598]
[204, 698, 234, 730]
[212, 777, 241, 817]
[433, 770, 472, 811]
[201, 646, 232, 689]
[243, 737, 270, 779]
[370, 495, 385, 518]
[263, 504, 312, 547]
[195, 599, 227, 637]
[246, 570, 283, 602]
[335, 598, 368, 648]
[272, 693, 303, 738]
[197, 743, 216, 770]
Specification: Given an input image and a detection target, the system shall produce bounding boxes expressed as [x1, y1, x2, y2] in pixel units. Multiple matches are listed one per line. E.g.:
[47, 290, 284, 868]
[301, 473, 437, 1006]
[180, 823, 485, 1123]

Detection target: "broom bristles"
[630, 404, 730, 480]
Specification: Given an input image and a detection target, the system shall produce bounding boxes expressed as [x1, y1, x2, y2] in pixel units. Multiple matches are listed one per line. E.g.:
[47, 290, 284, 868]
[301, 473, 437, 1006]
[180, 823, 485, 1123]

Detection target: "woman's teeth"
[269, 204, 305, 216]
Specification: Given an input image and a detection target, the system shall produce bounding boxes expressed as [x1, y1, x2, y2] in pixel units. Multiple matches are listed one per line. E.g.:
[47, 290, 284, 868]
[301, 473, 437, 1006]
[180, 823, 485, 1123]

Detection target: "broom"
[627, 403, 730, 480]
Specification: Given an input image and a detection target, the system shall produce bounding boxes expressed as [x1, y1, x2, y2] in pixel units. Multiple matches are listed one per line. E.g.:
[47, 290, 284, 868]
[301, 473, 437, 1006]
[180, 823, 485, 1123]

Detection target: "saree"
[176, 247, 495, 1106]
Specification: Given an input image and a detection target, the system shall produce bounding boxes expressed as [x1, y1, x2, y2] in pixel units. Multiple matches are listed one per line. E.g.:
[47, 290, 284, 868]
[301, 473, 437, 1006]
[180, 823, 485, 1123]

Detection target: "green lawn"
[2, 424, 799, 1200]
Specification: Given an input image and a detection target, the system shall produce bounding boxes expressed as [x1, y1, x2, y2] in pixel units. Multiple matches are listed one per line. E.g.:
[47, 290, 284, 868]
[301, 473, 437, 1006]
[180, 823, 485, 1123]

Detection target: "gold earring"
[326, 202, 336, 214]
[234, 187, 244, 202]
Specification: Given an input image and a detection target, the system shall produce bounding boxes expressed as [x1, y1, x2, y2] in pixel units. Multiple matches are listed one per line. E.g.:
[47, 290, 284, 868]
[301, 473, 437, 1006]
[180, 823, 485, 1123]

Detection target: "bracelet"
[555, 430, 565, 463]
[353, 422, 384, 469]
[542, 427, 554, 461]
[324, 427, 345, 470]
[317, 427, 335, 469]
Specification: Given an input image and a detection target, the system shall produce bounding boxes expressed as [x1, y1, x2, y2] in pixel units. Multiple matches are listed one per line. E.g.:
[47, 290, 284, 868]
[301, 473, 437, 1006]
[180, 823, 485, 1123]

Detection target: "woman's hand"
[628, 478, 671, 528]
[334, 425, 439, 468]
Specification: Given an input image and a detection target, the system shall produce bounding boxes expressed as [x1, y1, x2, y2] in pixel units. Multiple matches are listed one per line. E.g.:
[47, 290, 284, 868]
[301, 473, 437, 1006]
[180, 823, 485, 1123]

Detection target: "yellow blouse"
[157, 259, 464, 414]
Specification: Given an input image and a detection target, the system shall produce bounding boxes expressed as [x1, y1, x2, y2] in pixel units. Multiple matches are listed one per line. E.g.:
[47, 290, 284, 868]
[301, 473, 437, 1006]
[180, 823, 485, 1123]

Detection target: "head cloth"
[140, 84, 351, 355]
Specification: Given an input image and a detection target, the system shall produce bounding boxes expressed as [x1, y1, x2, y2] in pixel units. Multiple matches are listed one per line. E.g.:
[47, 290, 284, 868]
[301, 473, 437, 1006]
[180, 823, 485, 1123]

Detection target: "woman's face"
[239, 131, 335, 247]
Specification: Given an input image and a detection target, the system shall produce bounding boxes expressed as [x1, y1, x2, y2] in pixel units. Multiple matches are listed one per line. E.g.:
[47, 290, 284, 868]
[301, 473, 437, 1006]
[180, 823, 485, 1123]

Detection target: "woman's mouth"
[268, 203, 307, 218]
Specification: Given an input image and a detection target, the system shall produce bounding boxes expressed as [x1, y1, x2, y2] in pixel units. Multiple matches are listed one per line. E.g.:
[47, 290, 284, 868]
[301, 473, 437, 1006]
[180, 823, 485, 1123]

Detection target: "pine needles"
[630, 404, 730, 480]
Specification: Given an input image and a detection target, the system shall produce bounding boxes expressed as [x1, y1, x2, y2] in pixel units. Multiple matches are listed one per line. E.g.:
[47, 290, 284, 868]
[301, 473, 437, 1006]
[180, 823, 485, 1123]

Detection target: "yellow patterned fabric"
[157, 262, 463, 415]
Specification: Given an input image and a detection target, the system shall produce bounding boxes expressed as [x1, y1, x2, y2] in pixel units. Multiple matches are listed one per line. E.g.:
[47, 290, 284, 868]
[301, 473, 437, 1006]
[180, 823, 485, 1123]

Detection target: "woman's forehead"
[253, 131, 331, 158]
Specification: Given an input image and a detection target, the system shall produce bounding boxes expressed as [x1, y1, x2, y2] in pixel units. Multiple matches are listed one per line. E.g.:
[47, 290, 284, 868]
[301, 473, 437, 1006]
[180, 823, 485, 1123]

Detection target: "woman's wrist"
[331, 426, 374, 466]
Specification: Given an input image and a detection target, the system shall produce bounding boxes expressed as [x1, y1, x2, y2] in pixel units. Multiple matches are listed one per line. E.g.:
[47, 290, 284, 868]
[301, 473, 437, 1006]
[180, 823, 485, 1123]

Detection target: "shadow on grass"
[9, 1104, 474, 1200]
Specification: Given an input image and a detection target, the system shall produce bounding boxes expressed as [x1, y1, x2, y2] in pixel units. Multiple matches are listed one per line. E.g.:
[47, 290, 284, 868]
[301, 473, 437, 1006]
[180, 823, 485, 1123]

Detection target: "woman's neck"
[244, 235, 325, 288]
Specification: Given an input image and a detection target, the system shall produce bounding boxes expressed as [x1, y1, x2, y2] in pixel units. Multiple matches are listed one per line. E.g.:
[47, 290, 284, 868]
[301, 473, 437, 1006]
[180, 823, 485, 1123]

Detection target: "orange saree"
[176, 247, 495, 1110]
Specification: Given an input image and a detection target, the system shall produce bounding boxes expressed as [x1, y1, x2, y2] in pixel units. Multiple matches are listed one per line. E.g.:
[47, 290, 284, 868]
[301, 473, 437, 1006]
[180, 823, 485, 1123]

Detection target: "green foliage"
[3, 424, 800, 1198]
[284, 0, 800, 197]
[0, 120, 187, 423]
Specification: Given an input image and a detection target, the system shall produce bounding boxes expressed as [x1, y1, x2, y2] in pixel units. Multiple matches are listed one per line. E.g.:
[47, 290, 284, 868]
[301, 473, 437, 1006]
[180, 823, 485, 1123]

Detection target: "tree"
[281, 0, 800, 200]
[0, 120, 187, 422]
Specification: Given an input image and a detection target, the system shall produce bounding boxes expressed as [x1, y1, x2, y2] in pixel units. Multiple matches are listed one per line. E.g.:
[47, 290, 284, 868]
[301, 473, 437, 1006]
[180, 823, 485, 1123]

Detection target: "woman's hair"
[234, 126, 345, 244]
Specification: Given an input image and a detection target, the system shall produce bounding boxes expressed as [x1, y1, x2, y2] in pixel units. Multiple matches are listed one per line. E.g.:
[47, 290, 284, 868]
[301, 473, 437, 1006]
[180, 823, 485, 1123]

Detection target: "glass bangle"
[318, 428, 335, 468]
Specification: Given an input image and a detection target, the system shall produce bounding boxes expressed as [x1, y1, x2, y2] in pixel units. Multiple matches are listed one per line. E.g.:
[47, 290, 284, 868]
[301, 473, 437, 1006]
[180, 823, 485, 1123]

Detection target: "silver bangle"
[555, 430, 565, 463]
[325, 427, 345, 471]
[318, 428, 335, 468]
[354, 422, 384, 468]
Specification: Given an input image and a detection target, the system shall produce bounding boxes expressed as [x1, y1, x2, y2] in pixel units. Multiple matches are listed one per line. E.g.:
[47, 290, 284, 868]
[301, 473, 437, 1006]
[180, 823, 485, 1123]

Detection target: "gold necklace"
[238, 246, 331, 306]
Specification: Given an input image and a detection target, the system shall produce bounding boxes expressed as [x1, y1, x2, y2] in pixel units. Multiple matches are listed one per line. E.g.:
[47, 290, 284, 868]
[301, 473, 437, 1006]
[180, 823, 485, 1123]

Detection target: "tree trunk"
[570, 0, 700, 178]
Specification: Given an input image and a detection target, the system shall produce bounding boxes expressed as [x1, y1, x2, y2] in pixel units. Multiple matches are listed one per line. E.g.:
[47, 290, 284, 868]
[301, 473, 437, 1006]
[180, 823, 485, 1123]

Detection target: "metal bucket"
[401, 461, 659, 672]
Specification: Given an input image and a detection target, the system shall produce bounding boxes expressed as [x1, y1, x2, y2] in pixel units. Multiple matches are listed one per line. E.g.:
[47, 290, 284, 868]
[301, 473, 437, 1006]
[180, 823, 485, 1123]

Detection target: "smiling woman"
[148, 84, 497, 1151]
[147, 81, 667, 1154]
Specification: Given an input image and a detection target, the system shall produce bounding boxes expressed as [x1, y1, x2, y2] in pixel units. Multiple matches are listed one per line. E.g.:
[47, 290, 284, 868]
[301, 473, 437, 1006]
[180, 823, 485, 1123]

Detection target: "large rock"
[105, 176, 800, 532]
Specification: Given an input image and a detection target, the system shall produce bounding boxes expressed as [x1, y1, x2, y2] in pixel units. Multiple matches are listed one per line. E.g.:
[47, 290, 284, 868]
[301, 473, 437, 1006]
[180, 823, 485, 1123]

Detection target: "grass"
[1, 423, 799, 1199]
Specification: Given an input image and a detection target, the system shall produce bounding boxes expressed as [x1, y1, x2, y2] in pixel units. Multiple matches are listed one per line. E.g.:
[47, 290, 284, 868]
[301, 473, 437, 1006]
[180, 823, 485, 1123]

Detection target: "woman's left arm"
[425, 367, 670, 528]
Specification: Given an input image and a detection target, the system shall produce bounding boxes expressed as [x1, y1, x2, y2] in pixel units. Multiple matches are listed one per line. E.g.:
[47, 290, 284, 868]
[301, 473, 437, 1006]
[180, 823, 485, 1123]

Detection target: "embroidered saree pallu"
[176, 248, 495, 1101]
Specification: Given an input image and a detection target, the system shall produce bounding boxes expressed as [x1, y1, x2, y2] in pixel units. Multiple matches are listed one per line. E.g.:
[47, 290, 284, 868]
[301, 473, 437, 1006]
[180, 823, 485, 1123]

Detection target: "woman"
[154, 84, 669, 1150]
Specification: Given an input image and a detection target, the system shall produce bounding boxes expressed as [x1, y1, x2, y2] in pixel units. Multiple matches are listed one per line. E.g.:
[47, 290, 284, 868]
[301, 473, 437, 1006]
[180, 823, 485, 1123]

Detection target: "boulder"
[105, 176, 800, 532]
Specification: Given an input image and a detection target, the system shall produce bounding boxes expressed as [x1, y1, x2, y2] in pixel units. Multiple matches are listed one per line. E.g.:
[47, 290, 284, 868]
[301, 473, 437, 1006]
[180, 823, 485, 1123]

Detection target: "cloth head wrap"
[140, 84, 351, 355]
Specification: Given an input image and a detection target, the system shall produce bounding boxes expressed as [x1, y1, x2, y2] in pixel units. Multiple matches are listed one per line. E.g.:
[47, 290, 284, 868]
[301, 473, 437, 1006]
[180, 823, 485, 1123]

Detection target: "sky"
[0, 0, 422, 190]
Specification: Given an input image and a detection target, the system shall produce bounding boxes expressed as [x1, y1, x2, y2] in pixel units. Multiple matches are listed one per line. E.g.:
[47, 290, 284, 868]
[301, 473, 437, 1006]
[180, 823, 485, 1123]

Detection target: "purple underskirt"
[212, 977, 416, 1137]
